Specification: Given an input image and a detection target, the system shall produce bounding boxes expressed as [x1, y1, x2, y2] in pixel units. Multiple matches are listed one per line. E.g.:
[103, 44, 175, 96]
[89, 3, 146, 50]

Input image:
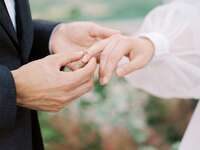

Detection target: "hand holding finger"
[99, 35, 134, 85]
[66, 60, 85, 71]
[81, 39, 110, 63]
[51, 51, 84, 68]
[101, 40, 132, 85]
[61, 57, 97, 89]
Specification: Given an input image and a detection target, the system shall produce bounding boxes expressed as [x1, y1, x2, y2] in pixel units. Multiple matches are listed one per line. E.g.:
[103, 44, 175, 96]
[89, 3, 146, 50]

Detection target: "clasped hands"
[12, 22, 154, 112]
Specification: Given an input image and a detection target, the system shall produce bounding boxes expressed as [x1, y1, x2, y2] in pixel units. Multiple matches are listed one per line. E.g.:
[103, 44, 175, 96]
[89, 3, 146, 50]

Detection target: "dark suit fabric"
[0, 0, 57, 149]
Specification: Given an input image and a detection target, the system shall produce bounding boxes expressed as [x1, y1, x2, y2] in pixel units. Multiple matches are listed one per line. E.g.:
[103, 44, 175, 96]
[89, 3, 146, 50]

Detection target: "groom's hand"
[49, 22, 119, 70]
[12, 52, 97, 112]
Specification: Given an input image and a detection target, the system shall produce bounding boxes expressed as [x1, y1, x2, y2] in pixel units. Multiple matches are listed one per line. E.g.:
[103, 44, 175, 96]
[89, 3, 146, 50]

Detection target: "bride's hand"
[81, 34, 155, 85]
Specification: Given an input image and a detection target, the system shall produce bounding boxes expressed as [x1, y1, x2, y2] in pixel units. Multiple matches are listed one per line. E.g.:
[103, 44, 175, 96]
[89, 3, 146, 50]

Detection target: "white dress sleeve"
[126, 1, 200, 99]
[126, 1, 200, 149]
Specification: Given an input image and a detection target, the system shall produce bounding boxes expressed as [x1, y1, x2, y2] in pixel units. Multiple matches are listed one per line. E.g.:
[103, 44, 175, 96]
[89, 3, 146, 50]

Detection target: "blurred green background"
[29, 0, 196, 150]
[30, 0, 162, 21]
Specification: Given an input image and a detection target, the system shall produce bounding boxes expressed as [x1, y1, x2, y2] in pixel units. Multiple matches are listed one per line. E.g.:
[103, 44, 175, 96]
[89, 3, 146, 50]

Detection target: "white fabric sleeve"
[138, 32, 170, 59]
[126, 1, 200, 99]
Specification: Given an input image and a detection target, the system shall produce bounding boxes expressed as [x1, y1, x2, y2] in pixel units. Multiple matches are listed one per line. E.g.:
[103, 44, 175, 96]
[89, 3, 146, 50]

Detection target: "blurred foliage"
[38, 77, 195, 150]
[39, 113, 65, 143]
[145, 96, 196, 147]
[30, 0, 162, 21]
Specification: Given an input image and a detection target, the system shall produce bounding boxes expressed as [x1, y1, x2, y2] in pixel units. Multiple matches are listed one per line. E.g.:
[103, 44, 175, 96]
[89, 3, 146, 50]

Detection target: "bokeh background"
[29, 0, 197, 150]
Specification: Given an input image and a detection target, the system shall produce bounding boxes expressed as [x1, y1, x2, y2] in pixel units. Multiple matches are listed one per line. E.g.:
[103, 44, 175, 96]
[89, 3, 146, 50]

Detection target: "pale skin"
[81, 34, 155, 85]
[12, 52, 97, 112]
[11, 22, 118, 112]
[50, 22, 120, 70]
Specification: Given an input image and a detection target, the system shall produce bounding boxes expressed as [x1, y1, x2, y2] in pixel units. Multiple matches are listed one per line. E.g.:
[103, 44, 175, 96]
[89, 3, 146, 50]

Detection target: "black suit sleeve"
[0, 65, 17, 129]
[30, 20, 59, 60]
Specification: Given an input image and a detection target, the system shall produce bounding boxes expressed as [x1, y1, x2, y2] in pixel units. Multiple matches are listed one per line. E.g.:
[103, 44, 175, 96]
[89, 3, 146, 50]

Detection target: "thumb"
[91, 25, 120, 39]
[55, 51, 84, 67]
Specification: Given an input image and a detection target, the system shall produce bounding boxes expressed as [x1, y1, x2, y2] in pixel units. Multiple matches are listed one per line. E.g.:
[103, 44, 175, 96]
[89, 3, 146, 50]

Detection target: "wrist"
[137, 32, 170, 58]
[129, 37, 155, 61]
[49, 23, 66, 54]
[11, 69, 24, 105]
[140, 37, 155, 59]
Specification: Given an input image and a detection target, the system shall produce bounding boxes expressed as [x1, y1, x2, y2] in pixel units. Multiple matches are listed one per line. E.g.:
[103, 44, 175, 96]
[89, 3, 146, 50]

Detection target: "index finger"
[81, 39, 110, 63]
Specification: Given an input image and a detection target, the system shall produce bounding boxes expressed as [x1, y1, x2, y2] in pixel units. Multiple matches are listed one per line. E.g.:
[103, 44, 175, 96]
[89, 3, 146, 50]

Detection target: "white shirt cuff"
[138, 32, 170, 61]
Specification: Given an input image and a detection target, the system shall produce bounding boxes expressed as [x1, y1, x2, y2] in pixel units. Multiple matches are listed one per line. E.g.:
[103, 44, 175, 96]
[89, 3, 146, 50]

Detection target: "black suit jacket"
[0, 0, 57, 149]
